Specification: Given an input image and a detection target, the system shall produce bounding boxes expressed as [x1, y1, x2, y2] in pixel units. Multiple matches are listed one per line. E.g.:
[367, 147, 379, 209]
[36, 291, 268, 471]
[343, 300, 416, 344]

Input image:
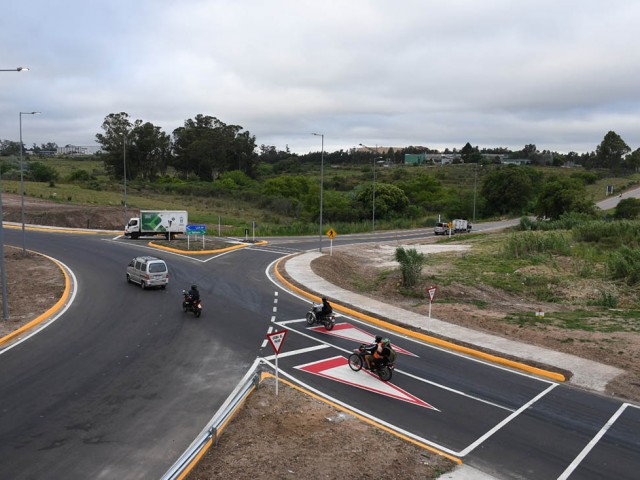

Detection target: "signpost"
[267, 329, 288, 395]
[186, 224, 206, 249]
[326, 228, 337, 256]
[427, 286, 437, 318]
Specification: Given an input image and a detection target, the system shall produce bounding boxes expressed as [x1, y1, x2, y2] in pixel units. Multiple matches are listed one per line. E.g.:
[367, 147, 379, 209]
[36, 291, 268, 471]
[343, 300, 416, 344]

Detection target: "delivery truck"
[453, 219, 472, 233]
[125, 210, 188, 239]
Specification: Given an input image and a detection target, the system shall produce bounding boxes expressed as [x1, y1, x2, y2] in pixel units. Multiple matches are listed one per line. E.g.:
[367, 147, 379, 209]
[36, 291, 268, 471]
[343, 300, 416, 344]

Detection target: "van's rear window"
[148, 263, 167, 273]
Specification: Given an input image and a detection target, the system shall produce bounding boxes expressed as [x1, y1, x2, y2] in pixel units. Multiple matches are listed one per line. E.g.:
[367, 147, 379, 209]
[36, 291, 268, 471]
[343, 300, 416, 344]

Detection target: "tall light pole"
[122, 132, 127, 227]
[359, 143, 379, 232]
[473, 163, 482, 223]
[312, 133, 324, 252]
[104, 125, 128, 227]
[19, 111, 41, 255]
[1, 66, 29, 320]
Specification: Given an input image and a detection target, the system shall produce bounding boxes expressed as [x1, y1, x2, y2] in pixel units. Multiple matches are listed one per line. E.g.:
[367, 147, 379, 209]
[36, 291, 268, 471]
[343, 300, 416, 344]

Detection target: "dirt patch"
[188, 377, 456, 480]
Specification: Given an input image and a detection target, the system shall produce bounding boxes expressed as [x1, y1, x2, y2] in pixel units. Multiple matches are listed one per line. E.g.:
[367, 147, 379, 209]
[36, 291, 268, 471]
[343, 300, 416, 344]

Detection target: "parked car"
[126, 256, 169, 289]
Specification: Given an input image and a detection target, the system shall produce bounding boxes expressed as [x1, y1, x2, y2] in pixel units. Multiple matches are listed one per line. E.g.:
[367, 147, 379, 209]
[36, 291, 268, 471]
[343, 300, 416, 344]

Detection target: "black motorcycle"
[305, 303, 335, 330]
[348, 344, 394, 381]
[182, 291, 202, 318]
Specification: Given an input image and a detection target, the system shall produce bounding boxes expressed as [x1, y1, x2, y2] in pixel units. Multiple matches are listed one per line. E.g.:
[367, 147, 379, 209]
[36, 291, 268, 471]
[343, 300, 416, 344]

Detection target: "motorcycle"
[182, 290, 202, 317]
[305, 303, 335, 330]
[348, 343, 395, 381]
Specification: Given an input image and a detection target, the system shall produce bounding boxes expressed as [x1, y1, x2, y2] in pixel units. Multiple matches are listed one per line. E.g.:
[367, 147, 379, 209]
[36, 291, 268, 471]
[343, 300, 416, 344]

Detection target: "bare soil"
[2, 194, 638, 479]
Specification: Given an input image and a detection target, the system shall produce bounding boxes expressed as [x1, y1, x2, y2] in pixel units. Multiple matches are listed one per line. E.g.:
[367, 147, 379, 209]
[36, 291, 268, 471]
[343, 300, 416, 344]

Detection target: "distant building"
[57, 145, 101, 155]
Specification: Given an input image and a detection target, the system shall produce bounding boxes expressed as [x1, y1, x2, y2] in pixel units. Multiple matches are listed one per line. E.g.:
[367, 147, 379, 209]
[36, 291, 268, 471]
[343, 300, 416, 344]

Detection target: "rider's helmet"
[322, 296, 327, 302]
[191, 284, 198, 291]
[381, 338, 390, 347]
[375, 335, 382, 343]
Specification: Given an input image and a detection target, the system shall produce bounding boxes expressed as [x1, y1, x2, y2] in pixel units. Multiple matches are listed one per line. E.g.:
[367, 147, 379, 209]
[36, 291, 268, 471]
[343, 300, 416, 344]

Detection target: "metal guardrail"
[161, 357, 264, 480]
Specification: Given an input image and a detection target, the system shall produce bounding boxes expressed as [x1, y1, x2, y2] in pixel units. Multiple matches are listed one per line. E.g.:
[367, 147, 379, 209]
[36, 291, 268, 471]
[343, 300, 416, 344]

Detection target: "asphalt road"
[0, 219, 639, 479]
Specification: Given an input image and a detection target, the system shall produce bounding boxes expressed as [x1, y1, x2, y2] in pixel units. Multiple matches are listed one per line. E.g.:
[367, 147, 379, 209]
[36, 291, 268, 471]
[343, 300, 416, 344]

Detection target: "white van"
[126, 256, 169, 289]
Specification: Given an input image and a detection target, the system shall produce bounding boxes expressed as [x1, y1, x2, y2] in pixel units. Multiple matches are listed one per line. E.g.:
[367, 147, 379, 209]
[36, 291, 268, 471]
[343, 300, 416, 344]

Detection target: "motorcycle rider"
[317, 296, 333, 321]
[365, 338, 393, 370]
[185, 284, 200, 307]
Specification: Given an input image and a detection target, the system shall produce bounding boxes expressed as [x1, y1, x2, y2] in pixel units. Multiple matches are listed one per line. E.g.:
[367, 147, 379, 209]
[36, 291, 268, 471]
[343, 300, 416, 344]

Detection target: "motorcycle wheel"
[305, 312, 315, 325]
[323, 319, 335, 331]
[378, 366, 393, 382]
[348, 353, 363, 372]
[182, 302, 188, 313]
[194, 308, 201, 318]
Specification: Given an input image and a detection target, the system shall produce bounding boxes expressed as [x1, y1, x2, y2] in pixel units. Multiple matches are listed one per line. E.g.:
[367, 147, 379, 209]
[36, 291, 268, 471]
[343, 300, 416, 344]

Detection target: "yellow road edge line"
[0, 249, 71, 347]
[148, 239, 268, 255]
[274, 257, 566, 383]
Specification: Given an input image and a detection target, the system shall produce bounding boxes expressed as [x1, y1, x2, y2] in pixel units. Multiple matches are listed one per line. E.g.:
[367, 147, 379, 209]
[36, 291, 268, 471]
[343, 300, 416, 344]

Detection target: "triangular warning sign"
[267, 330, 288, 354]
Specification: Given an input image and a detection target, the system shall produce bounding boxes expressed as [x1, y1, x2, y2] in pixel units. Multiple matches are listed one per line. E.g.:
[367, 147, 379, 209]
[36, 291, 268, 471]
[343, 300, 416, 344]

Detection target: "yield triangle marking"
[309, 323, 417, 357]
[295, 356, 436, 410]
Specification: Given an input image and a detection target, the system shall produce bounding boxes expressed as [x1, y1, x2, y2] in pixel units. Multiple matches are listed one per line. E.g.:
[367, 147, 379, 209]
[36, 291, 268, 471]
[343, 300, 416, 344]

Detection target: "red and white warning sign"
[267, 329, 288, 354]
[428, 286, 437, 303]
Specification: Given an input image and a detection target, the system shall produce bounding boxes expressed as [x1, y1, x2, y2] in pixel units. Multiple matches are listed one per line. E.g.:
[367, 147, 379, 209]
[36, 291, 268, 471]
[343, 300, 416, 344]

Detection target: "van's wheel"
[126, 274, 131, 283]
[140, 280, 146, 289]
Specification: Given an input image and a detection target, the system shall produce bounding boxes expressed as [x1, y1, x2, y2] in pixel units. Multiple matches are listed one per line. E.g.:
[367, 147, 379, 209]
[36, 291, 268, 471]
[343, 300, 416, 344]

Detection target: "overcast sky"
[2, 0, 639, 155]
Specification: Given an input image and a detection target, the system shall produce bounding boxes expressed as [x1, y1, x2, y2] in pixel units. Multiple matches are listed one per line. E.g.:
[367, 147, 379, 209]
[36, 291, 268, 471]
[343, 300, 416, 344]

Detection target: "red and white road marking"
[296, 356, 437, 410]
[309, 323, 418, 357]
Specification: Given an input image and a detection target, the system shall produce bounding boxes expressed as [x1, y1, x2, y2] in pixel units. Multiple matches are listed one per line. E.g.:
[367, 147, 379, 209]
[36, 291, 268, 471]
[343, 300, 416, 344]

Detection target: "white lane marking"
[265, 257, 555, 386]
[557, 403, 630, 480]
[271, 320, 516, 413]
[459, 383, 557, 456]
[399, 368, 515, 413]
[261, 340, 268, 348]
[278, 318, 307, 325]
[270, 315, 276, 322]
[1, 257, 77, 354]
[264, 344, 330, 360]
[272, 306, 277, 313]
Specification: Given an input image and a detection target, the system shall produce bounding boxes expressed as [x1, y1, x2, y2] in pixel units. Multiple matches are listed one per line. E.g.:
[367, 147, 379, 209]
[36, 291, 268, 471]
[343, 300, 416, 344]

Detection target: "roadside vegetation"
[390, 216, 640, 335]
[2, 113, 640, 236]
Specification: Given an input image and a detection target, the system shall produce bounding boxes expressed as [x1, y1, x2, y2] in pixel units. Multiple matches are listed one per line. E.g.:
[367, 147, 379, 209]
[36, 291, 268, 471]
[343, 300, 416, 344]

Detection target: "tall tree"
[595, 131, 630, 170]
[96, 112, 134, 180]
[96, 113, 170, 181]
[172, 114, 256, 181]
[535, 176, 595, 220]
[480, 166, 540, 215]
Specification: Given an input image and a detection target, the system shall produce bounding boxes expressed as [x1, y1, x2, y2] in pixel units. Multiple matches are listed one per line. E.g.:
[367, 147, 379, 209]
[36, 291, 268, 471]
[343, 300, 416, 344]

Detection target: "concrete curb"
[282, 251, 624, 391]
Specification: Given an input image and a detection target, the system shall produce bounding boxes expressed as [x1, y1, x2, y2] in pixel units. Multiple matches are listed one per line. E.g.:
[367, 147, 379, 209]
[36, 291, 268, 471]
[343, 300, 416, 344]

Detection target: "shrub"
[394, 247, 427, 288]
[606, 246, 640, 285]
[503, 231, 571, 258]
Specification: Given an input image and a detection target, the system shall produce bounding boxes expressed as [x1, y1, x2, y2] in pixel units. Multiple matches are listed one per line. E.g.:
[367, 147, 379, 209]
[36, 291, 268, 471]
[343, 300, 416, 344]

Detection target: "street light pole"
[19, 112, 41, 255]
[359, 144, 379, 232]
[1, 66, 30, 320]
[312, 133, 324, 253]
[123, 133, 127, 227]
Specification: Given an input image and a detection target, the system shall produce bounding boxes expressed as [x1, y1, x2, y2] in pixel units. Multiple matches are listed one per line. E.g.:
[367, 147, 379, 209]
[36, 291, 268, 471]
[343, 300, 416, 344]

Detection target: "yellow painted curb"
[148, 240, 268, 255]
[0, 249, 71, 347]
[274, 257, 566, 382]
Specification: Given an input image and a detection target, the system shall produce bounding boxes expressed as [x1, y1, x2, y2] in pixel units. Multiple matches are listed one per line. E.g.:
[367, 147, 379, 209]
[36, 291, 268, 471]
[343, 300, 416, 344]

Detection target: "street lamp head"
[311, 132, 323, 137]
[17, 67, 29, 72]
